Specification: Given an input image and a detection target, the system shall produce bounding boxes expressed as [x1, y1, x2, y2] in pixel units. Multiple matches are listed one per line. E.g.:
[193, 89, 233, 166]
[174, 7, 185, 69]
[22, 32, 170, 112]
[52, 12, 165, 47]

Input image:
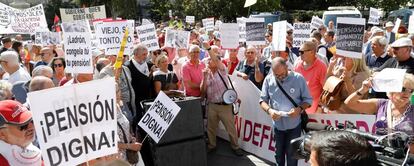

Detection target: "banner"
[28, 77, 118, 166]
[94, 20, 135, 55]
[138, 91, 181, 143]
[186, 16, 195, 24]
[219, 23, 239, 49]
[165, 29, 190, 48]
[35, 31, 62, 46]
[136, 23, 159, 51]
[272, 20, 287, 51]
[0, 3, 47, 34]
[62, 20, 93, 74]
[292, 23, 311, 47]
[335, 17, 365, 59]
[202, 17, 214, 31]
[310, 16, 323, 30]
[237, 17, 247, 42]
[60, 5, 106, 22]
[368, 7, 380, 25]
[216, 75, 377, 164]
[246, 17, 265, 45]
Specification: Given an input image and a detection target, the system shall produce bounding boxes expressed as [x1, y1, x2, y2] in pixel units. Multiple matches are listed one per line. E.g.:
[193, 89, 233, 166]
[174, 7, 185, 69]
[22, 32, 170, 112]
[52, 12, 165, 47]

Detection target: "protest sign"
[169, 10, 172, 18]
[368, 7, 380, 25]
[245, 17, 265, 45]
[28, 77, 118, 166]
[165, 29, 190, 48]
[409, 15, 414, 34]
[272, 20, 287, 51]
[393, 18, 401, 33]
[62, 20, 93, 74]
[244, 0, 257, 7]
[186, 16, 195, 24]
[335, 17, 365, 59]
[372, 68, 406, 92]
[292, 23, 311, 47]
[310, 16, 324, 30]
[0, 3, 47, 34]
[60, 5, 106, 22]
[237, 17, 247, 42]
[136, 23, 159, 51]
[138, 91, 181, 143]
[94, 20, 135, 55]
[202, 17, 214, 31]
[35, 31, 62, 46]
[219, 23, 239, 49]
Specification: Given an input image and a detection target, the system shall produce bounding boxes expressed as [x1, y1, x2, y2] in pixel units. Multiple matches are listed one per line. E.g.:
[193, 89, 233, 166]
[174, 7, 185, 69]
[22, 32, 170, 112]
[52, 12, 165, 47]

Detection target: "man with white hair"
[365, 36, 397, 72]
[390, 38, 414, 74]
[364, 26, 385, 57]
[12, 66, 53, 104]
[0, 51, 30, 84]
[182, 44, 205, 97]
[34, 47, 55, 67]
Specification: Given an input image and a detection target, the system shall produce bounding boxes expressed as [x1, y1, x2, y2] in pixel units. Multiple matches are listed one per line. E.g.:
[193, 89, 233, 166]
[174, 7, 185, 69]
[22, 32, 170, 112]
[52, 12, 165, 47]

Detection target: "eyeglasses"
[54, 64, 63, 67]
[0, 115, 32, 131]
[265, 35, 270, 38]
[18, 120, 32, 131]
[299, 50, 311, 54]
[402, 87, 414, 93]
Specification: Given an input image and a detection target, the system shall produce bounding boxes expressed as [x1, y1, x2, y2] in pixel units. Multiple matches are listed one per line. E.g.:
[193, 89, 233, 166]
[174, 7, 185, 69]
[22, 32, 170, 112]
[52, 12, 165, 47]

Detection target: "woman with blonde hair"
[153, 54, 179, 96]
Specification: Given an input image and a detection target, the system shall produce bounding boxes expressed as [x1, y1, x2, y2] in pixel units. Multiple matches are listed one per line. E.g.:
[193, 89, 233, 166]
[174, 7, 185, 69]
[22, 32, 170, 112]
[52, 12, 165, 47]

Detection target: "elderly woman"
[153, 55, 179, 96]
[345, 73, 414, 138]
[49, 57, 66, 86]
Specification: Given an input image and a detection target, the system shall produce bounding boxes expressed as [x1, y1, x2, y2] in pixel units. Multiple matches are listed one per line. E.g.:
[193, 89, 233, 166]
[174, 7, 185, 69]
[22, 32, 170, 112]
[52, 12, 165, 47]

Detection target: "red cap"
[0, 100, 32, 127]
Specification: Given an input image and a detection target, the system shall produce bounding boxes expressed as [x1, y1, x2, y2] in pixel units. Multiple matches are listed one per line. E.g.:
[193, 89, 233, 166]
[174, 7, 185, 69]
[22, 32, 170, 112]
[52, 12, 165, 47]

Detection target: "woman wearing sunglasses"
[49, 57, 66, 86]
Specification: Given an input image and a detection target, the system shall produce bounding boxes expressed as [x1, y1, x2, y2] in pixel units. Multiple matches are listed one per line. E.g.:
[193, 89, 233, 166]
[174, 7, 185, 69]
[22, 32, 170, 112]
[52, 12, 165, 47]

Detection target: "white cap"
[385, 21, 395, 28]
[390, 38, 412, 48]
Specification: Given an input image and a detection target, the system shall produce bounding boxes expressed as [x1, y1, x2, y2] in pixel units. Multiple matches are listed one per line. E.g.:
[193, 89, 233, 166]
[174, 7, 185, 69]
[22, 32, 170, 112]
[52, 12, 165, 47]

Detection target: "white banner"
[186, 16, 195, 24]
[246, 17, 265, 46]
[292, 23, 311, 47]
[272, 20, 287, 51]
[35, 31, 62, 46]
[138, 91, 181, 143]
[368, 7, 380, 25]
[0, 3, 47, 34]
[28, 77, 118, 166]
[219, 23, 239, 49]
[94, 20, 135, 55]
[165, 29, 190, 48]
[62, 20, 93, 74]
[237, 17, 247, 42]
[60, 5, 106, 22]
[136, 23, 159, 51]
[217, 75, 377, 164]
[310, 16, 323, 30]
[202, 17, 215, 31]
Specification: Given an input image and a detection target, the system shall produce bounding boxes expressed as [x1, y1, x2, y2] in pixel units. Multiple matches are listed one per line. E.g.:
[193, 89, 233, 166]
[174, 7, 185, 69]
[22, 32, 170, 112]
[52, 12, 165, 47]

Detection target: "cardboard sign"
[28, 77, 118, 166]
[292, 23, 311, 47]
[335, 17, 365, 59]
[368, 7, 380, 25]
[62, 20, 93, 74]
[136, 23, 159, 51]
[311, 16, 324, 30]
[35, 31, 62, 46]
[0, 3, 47, 34]
[219, 23, 239, 49]
[60, 5, 106, 22]
[245, 17, 265, 45]
[94, 20, 135, 55]
[237, 17, 247, 42]
[272, 20, 287, 51]
[186, 16, 195, 24]
[202, 18, 214, 31]
[164, 29, 190, 48]
[138, 91, 181, 143]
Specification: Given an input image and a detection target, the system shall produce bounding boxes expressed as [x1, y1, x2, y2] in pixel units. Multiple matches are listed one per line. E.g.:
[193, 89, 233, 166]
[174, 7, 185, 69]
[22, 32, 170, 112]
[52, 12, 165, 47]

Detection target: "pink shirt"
[181, 61, 205, 97]
[206, 69, 228, 103]
[294, 59, 327, 114]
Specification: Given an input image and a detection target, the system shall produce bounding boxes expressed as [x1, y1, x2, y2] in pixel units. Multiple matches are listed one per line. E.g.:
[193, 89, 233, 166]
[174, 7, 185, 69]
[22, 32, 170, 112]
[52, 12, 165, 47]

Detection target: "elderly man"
[384, 21, 396, 44]
[29, 76, 55, 92]
[366, 36, 397, 72]
[0, 100, 42, 165]
[182, 44, 205, 97]
[390, 38, 414, 74]
[260, 57, 312, 166]
[35, 47, 55, 67]
[12, 66, 53, 104]
[294, 41, 326, 113]
[236, 46, 265, 89]
[0, 51, 30, 84]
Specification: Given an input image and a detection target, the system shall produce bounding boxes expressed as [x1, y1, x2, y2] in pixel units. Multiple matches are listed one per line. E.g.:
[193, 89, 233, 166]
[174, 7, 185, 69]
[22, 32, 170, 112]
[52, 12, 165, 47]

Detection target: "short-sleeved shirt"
[153, 70, 179, 91]
[236, 60, 265, 89]
[181, 61, 205, 97]
[375, 99, 414, 136]
[260, 71, 313, 131]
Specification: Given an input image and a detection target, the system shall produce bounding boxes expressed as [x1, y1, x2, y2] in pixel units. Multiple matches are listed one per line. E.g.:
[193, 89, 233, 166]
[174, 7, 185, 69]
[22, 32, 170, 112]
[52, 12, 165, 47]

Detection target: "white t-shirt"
[0, 141, 42, 166]
[7, 67, 31, 84]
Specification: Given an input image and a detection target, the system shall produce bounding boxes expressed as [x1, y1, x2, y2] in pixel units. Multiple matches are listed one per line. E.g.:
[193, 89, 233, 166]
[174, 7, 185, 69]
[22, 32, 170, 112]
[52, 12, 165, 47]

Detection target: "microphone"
[306, 122, 335, 131]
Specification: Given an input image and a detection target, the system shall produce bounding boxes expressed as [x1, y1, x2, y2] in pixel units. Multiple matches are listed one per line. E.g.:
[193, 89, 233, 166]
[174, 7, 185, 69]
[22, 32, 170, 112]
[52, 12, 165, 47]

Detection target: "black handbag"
[275, 79, 309, 133]
[117, 122, 139, 164]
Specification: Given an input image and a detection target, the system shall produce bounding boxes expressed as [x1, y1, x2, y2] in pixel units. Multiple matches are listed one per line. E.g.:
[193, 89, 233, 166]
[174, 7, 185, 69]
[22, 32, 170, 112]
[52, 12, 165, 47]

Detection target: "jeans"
[274, 124, 302, 166]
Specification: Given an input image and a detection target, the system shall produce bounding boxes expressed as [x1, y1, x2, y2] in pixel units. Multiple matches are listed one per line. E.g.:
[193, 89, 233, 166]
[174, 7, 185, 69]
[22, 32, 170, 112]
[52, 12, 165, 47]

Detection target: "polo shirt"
[181, 61, 205, 97]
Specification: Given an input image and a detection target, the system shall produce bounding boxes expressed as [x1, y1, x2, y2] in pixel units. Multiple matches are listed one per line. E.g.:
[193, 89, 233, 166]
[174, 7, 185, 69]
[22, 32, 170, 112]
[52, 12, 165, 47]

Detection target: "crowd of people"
[0, 15, 413, 166]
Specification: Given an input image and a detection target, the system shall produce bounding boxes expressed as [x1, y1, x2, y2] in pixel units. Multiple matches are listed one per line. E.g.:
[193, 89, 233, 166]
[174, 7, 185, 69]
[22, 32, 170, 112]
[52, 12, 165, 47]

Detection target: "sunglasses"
[0, 115, 32, 131]
[153, 51, 161, 55]
[299, 50, 311, 54]
[54, 64, 63, 67]
[402, 87, 414, 93]
[18, 120, 32, 131]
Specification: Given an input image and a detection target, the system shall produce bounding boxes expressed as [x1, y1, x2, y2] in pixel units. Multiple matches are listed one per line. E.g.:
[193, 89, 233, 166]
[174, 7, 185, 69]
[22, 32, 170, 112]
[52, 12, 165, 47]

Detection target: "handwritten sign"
[136, 23, 159, 51]
[60, 5, 106, 22]
[0, 3, 47, 34]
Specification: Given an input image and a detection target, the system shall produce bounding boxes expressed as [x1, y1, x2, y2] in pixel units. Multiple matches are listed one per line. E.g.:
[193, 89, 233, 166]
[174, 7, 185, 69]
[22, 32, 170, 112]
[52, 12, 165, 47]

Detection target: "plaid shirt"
[206, 69, 229, 103]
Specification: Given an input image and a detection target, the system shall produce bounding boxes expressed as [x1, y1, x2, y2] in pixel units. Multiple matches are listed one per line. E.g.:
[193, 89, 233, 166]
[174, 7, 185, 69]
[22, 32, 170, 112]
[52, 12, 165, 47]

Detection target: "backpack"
[318, 45, 333, 61]
[319, 76, 344, 110]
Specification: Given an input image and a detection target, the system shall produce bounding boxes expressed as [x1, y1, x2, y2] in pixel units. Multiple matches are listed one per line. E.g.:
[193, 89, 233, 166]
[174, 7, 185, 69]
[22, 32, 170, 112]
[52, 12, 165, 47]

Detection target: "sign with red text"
[0, 3, 47, 34]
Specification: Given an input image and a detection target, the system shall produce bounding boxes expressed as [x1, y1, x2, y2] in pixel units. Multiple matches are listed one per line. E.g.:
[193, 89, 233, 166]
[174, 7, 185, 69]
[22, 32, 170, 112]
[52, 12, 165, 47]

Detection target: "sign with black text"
[186, 16, 195, 24]
[292, 23, 311, 47]
[0, 3, 47, 34]
[28, 77, 118, 166]
[311, 16, 323, 30]
[335, 17, 365, 59]
[136, 23, 159, 51]
[245, 17, 265, 45]
[35, 31, 62, 46]
[60, 5, 106, 22]
[94, 20, 135, 55]
[202, 17, 214, 31]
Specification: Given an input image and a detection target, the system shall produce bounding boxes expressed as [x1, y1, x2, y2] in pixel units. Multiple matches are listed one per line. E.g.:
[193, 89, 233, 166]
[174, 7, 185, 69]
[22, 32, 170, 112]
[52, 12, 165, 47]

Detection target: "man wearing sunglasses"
[0, 100, 43, 165]
[391, 38, 414, 74]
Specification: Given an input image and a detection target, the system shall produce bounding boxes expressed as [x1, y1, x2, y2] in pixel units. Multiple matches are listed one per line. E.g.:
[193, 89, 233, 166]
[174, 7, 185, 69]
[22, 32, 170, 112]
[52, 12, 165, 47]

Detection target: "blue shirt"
[236, 60, 265, 89]
[259, 71, 313, 131]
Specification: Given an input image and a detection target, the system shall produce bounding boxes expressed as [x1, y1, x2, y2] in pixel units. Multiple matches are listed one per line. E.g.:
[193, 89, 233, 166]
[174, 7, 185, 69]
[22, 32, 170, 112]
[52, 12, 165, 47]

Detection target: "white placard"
[0, 3, 47, 34]
[136, 23, 159, 51]
[141, 18, 152, 25]
[219, 23, 240, 49]
[138, 91, 181, 143]
[35, 31, 62, 46]
[63, 20, 93, 74]
[292, 23, 311, 47]
[393, 18, 401, 33]
[372, 68, 407, 92]
[164, 29, 190, 48]
[246, 17, 265, 46]
[311, 16, 323, 30]
[335, 17, 365, 59]
[94, 20, 135, 55]
[60, 5, 106, 22]
[368, 7, 380, 25]
[244, 0, 257, 7]
[237, 17, 246, 42]
[409, 15, 414, 34]
[272, 20, 287, 51]
[28, 78, 118, 166]
[169, 10, 172, 18]
[202, 17, 215, 31]
[186, 16, 195, 24]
